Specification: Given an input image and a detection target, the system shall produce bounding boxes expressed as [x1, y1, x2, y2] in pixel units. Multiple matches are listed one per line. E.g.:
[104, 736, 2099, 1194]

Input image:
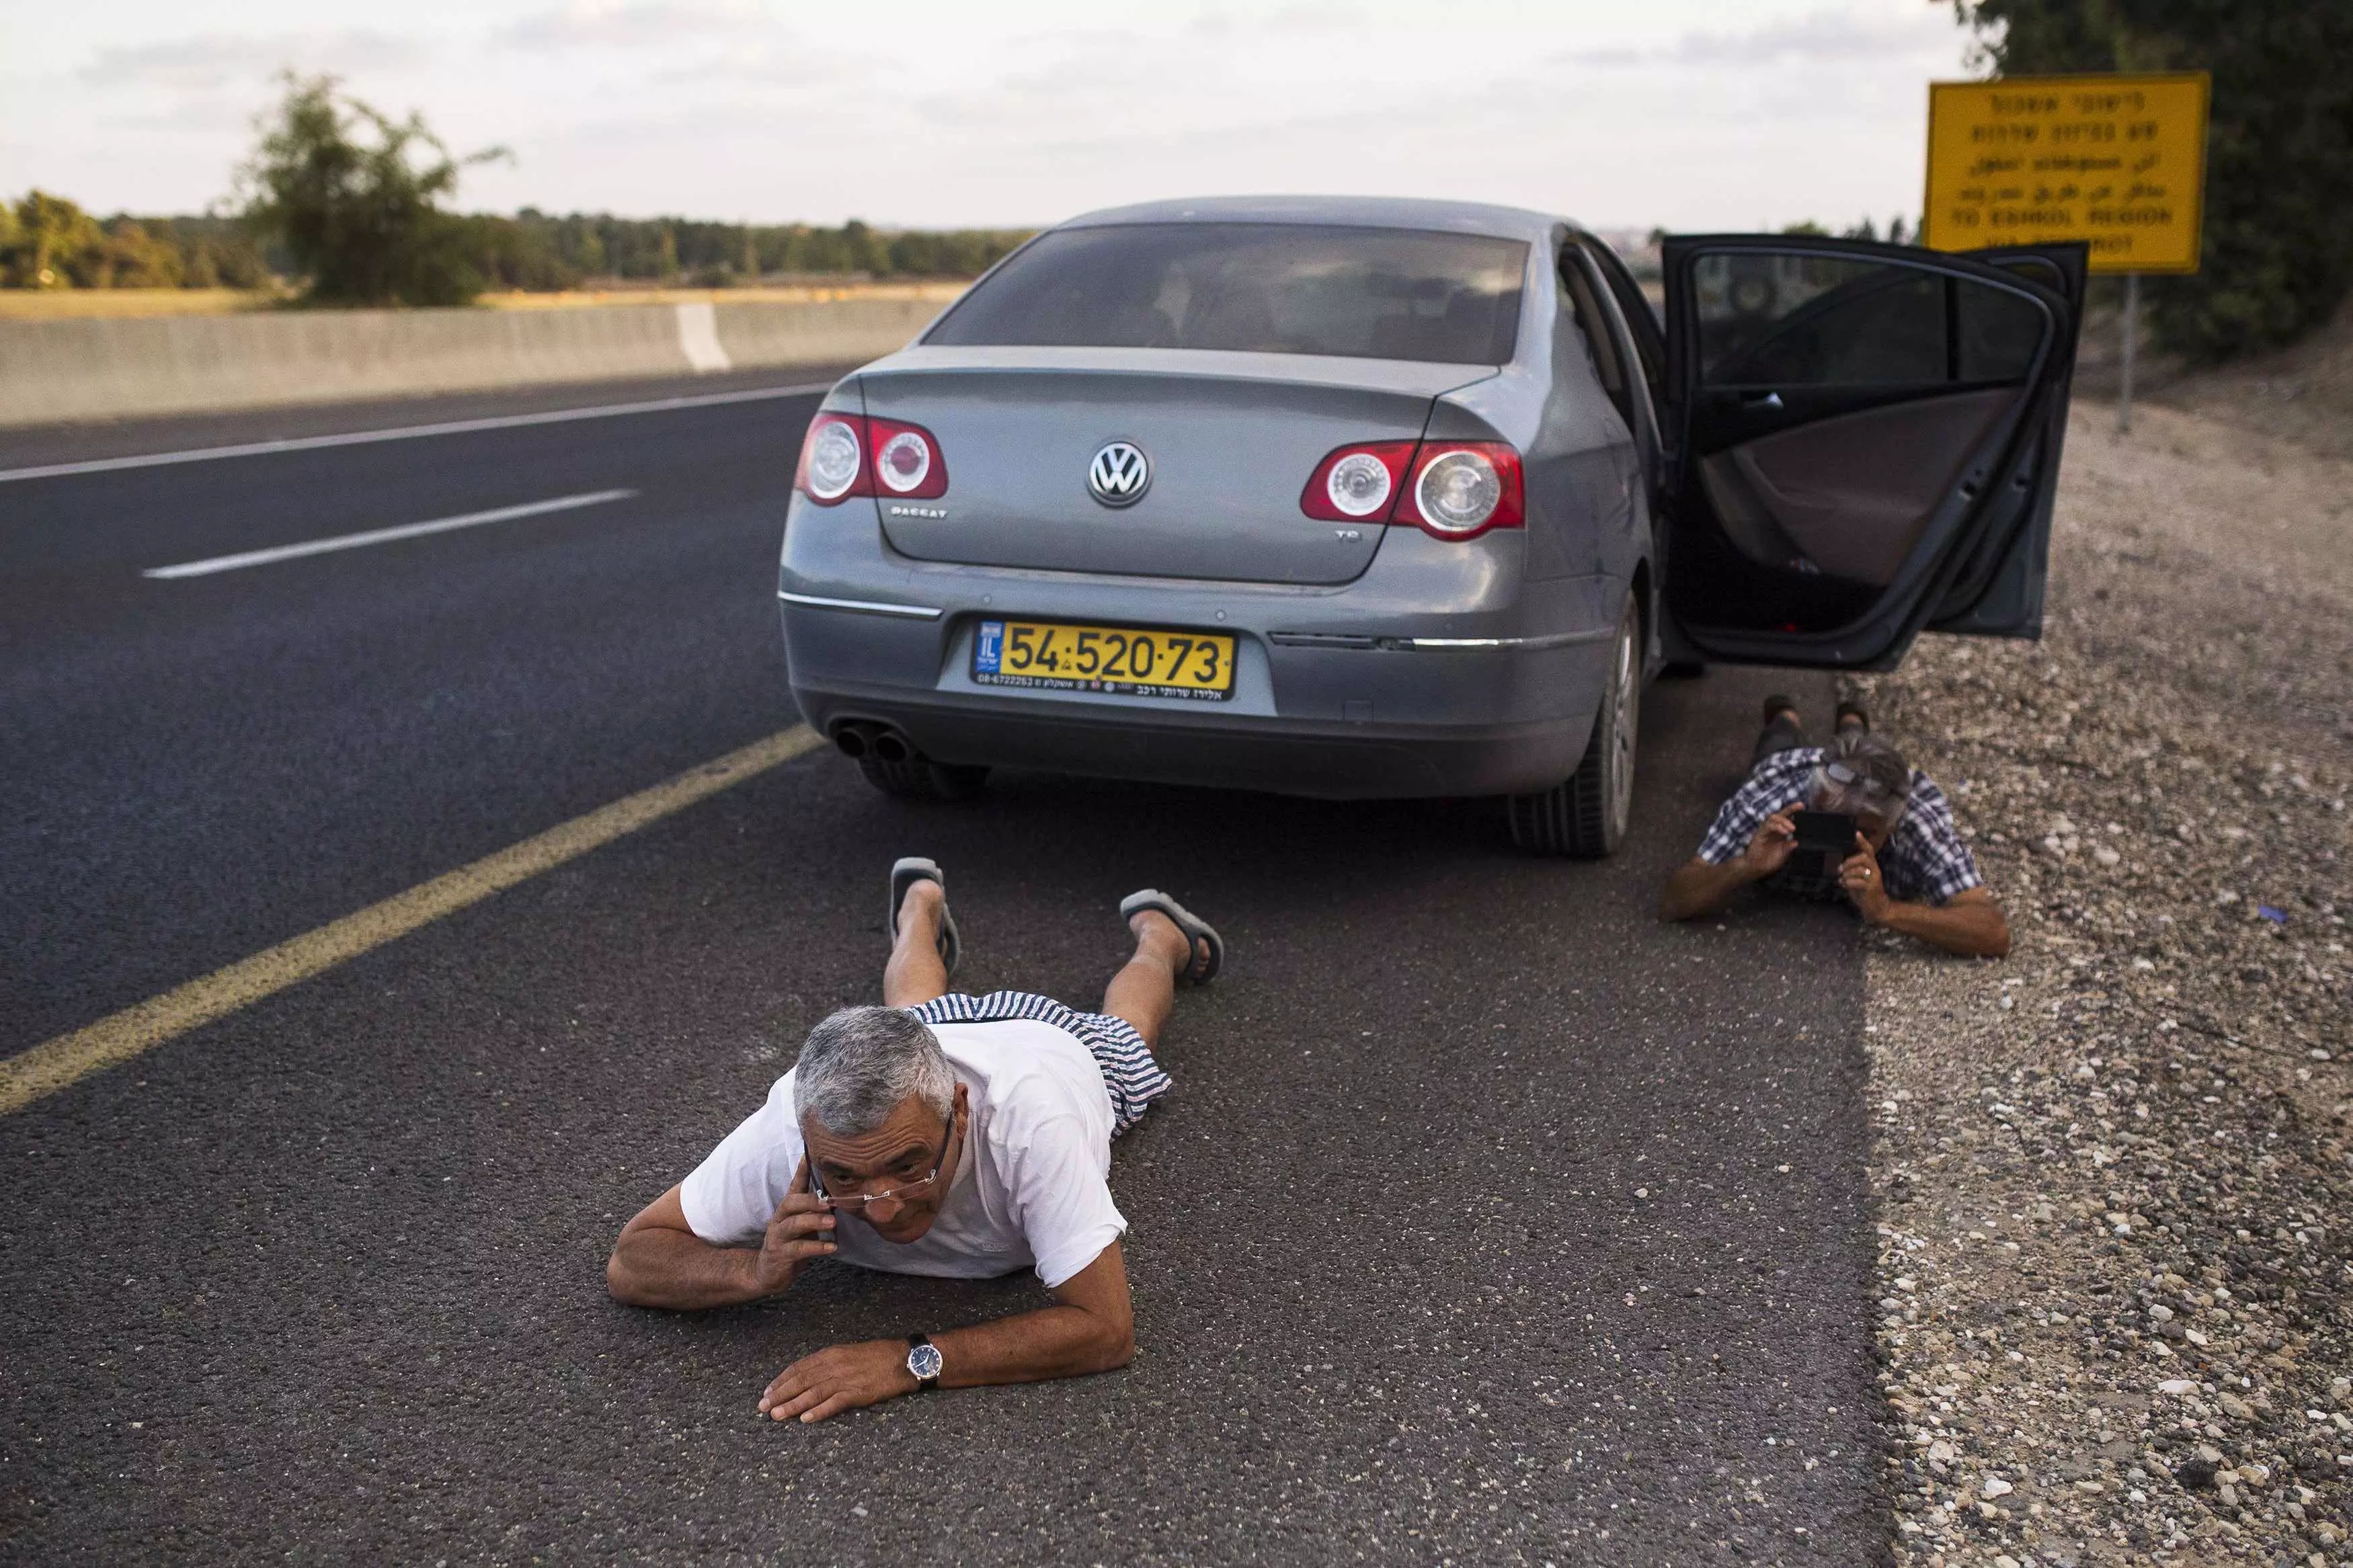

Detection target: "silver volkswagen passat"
[779, 197, 2081, 856]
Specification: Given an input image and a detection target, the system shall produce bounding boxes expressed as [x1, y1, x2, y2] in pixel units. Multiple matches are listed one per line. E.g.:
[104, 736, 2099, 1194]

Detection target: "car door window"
[1698, 253, 2047, 388]
[1664, 241, 2066, 659]
[1558, 251, 1632, 432]
[1582, 241, 1665, 401]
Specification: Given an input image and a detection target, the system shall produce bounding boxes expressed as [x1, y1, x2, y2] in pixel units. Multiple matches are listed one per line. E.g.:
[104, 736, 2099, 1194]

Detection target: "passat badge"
[1087, 442, 1150, 507]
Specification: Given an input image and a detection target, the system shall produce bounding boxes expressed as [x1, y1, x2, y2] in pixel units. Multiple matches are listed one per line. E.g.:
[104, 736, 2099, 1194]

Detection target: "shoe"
[888, 858, 960, 979]
[1117, 889, 1223, 985]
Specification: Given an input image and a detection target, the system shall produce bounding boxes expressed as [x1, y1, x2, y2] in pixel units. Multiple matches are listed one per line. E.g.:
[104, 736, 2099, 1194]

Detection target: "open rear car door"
[1659, 235, 2085, 669]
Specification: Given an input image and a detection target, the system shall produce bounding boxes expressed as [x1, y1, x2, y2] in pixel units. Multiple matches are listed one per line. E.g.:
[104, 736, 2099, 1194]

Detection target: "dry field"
[0, 280, 964, 321]
[0, 288, 282, 320]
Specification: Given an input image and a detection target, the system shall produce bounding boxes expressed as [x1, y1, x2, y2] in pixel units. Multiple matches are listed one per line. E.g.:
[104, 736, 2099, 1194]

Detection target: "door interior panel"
[1925, 243, 2089, 636]
[1696, 388, 2011, 587]
[1659, 235, 2077, 665]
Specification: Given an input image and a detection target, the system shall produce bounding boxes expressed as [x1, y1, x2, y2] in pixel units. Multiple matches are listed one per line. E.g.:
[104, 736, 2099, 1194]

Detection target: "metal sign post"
[2119, 273, 2139, 433]
[1922, 73, 2209, 434]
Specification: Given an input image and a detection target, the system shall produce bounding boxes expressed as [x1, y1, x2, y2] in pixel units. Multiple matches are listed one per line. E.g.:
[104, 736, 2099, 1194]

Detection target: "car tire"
[1505, 598, 1641, 859]
[856, 753, 992, 801]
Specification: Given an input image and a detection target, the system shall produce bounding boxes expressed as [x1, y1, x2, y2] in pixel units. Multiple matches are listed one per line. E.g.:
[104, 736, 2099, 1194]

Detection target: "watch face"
[908, 1343, 945, 1381]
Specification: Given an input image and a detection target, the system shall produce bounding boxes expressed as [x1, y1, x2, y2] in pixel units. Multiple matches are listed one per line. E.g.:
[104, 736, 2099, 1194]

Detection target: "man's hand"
[1838, 832, 1893, 923]
[749, 1243, 1136, 1426]
[1740, 811, 1800, 880]
[758, 1339, 916, 1424]
[1661, 813, 1795, 920]
[1837, 835, 2013, 958]
[750, 1155, 836, 1298]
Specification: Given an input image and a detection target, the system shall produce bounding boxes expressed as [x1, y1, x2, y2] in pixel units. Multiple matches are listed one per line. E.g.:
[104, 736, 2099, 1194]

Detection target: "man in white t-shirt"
[606, 859, 1223, 1423]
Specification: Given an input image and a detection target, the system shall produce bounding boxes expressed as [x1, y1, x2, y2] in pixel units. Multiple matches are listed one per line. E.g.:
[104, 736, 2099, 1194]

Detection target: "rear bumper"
[798, 676, 1592, 798]
[779, 500, 1624, 800]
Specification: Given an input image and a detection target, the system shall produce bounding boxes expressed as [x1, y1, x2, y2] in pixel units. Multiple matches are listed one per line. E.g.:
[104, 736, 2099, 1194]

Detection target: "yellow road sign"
[1923, 73, 2209, 274]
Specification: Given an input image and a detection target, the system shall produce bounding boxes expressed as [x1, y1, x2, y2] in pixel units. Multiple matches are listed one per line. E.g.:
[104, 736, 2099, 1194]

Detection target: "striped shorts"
[904, 990, 1172, 1137]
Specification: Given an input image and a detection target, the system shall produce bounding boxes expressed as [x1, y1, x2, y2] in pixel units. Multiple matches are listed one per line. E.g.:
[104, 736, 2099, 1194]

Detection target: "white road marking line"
[0, 380, 831, 486]
[143, 489, 638, 579]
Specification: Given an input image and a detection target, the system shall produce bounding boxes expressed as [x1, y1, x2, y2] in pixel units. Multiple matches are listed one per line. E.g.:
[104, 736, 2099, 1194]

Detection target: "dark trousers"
[1751, 712, 1810, 770]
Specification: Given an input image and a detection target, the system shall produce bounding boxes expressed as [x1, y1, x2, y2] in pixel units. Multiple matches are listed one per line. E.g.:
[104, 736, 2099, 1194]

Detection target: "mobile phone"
[801, 1159, 840, 1236]
[1792, 809, 1858, 856]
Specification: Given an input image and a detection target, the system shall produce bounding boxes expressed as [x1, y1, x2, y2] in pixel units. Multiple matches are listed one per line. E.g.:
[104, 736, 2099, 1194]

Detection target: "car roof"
[1055, 195, 1568, 245]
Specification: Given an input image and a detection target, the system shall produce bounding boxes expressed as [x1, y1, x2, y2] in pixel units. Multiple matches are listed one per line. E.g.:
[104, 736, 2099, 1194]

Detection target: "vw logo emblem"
[1087, 441, 1151, 508]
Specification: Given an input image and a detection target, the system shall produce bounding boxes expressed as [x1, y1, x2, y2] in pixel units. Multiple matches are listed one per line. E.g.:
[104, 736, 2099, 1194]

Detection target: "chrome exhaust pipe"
[871, 729, 914, 764]
[833, 723, 875, 759]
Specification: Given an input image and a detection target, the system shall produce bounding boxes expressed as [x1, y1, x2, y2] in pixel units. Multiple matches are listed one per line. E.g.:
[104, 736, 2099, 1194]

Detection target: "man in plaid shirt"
[1660, 698, 2010, 958]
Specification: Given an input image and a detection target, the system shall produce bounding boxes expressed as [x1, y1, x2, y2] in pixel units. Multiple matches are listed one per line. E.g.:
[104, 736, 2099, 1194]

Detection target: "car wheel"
[1505, 598, 1640, 858]
[856, 753, 992, 801]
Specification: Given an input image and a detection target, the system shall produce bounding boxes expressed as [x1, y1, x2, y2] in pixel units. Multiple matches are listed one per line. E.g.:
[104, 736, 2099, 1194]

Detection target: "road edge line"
[0, 725, 826, 1116]
[0, 381, 832, 485]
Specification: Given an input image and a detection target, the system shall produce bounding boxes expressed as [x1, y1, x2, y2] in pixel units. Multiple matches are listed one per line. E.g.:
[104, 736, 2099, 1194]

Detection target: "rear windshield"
[925, 223, 1528, 365]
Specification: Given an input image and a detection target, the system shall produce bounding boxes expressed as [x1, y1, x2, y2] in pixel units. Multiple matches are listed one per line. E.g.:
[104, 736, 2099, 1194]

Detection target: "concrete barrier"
[0, 294, 950, 427]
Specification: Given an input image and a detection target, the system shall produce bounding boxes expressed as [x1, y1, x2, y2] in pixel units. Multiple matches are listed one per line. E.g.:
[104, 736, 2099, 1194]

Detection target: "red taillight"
[794, 414, 870, 505]
[1300, 438, 1524, 539]
[869, 417, 949, 499]
[1300, 441, 1417, 522]
[1395, 442, 1523, 538]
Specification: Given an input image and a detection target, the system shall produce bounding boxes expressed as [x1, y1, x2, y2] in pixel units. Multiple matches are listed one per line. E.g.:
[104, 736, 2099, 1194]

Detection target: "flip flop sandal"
[889, 857, 960, 979]
[1835, 701, 1871, 733]
[1761, 692, 1800, 727]
[1119, 889, 1224, 985]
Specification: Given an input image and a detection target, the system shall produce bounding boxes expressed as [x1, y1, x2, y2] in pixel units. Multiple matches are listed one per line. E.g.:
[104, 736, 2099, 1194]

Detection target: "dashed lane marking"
[0, 380, 831, 485]
[0, 725, 827, 1116]
[143, 489, 637, 579]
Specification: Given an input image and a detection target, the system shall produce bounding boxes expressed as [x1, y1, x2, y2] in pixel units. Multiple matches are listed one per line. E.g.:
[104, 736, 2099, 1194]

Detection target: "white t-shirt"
[678, 1018, 1125, 1290]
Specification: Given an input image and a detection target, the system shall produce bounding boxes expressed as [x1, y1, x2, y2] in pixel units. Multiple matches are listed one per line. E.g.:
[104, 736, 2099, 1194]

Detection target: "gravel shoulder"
[1849, 398, 2353, 1566]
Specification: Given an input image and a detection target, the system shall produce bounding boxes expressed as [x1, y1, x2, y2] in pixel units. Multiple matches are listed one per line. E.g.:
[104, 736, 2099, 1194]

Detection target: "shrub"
[235, 73, 508, 307]
[1955, 0, 2353, 361]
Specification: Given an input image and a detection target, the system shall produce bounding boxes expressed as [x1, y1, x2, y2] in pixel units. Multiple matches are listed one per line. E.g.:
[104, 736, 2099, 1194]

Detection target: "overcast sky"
[1, 0, 1985, 231]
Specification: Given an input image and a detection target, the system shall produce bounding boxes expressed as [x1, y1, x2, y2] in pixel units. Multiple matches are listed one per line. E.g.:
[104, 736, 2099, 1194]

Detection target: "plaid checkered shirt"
[1695, 746, 1983, 906]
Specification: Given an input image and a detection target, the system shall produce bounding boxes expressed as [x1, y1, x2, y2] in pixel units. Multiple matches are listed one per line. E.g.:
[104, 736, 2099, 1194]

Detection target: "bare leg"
[883, 880, 951, 1007]
[1101, 910, 1201, 1051]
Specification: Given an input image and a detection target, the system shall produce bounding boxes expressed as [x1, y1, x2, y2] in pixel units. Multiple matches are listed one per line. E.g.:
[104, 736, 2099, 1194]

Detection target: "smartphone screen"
[1792, 809, 1858, 855]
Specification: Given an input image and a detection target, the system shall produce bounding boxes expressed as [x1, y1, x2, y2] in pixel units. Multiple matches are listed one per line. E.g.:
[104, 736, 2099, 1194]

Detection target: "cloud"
[643, 50, 834, 89]
[78, 32, 429, 91]
[498, 0, 763, 50]
[1563, 7, 1952, 69]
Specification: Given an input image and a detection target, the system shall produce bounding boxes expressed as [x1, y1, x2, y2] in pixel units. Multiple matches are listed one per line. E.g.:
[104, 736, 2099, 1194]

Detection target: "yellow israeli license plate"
[971, 618, 1236, 702]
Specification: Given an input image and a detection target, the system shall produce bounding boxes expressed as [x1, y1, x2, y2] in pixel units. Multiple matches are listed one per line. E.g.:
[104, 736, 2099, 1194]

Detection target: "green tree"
[73, 219, 187, 288]
[5, 191, 104, 288]
[1954, 0, 2353, 360]
[235, 73, 508, 306]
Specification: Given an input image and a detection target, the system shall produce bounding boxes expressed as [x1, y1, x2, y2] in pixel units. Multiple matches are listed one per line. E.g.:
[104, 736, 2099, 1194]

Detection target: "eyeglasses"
[1819, 759, 1897, 800]
[809, 1108, 957, 1210]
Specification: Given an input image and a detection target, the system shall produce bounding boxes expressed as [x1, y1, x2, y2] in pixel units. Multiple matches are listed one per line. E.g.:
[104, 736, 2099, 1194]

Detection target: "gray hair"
[793, 1006, 956, 1137]
[1815, 729, 1913, 827]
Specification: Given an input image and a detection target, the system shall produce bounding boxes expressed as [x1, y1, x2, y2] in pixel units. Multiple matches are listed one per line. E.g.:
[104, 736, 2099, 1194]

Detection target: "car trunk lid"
[858, 346, 1492, 585]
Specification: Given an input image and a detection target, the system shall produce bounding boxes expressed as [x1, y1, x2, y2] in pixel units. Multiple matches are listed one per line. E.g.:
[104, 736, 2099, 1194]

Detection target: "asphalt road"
[1, 377, 1881, 1565]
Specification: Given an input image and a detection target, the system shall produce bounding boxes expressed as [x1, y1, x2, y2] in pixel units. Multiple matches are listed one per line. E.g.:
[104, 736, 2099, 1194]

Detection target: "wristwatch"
[905, 1333, 943, 1391]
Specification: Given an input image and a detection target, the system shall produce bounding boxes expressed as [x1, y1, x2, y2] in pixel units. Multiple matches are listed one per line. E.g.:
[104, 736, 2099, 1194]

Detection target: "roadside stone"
[1853, 402, 2353, 1567]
